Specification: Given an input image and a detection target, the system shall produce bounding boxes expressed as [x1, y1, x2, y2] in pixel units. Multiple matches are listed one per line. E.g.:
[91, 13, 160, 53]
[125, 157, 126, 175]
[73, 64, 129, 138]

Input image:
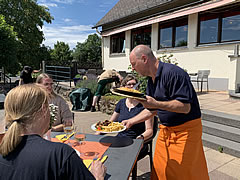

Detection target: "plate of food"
[91, 120, 126, 134]
[111, 87, 146, 101]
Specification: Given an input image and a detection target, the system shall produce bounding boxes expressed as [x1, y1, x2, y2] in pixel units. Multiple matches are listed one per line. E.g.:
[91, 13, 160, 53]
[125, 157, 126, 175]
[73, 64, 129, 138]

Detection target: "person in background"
[96, 75, 153, 158]
[36, 73, 73, 132]
[91, 69, 123, 112]
[19, 66, 33, 85]
[122, 45, 209, 180]
[0, 84, 106, 180]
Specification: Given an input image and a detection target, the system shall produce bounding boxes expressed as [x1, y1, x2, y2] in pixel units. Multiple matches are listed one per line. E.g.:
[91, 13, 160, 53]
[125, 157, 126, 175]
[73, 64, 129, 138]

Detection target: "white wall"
[102, 31, 131, 71]
[102, 13, 238, 91]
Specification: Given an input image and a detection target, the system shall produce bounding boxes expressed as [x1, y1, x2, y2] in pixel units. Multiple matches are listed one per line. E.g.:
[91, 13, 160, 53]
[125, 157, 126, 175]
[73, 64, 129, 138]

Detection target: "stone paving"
[1, 89, 240, 179]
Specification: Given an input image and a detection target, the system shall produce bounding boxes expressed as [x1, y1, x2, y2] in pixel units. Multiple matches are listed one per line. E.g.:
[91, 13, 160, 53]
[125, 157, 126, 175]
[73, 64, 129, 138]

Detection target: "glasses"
[126, 83, 136, 87]
[43, 83, 54, 87]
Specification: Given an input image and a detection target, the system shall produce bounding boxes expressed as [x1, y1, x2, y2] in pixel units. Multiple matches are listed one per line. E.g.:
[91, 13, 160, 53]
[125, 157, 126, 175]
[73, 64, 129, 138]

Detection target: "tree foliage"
[72, 33, 102, 68]
[0, 15, 19, 74]
[50, 41, 72, 66]
[0, 0, 53, 72]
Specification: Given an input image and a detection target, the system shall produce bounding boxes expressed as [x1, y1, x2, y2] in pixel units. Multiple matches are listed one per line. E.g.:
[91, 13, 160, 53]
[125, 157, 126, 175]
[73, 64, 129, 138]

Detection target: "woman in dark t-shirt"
[97, 75, 153, 157]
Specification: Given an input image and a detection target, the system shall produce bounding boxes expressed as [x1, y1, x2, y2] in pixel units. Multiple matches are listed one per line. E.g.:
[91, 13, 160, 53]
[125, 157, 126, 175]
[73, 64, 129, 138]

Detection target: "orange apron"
[151, 118, 209, 180]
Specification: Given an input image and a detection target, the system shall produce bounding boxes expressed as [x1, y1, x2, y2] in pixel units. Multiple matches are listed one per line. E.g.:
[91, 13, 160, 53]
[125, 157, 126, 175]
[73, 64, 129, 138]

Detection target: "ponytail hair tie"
[12, 118, 20, 123]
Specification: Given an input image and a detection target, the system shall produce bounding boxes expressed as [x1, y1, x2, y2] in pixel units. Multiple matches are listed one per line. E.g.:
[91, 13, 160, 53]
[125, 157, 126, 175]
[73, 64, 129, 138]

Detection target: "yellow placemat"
[55, 132, 75, 142]
[83, 155, 108, 170]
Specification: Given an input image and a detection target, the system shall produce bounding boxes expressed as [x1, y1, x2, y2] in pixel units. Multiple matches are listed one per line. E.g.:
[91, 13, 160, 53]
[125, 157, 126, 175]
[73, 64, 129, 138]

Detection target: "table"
[51, 132, 143, 180]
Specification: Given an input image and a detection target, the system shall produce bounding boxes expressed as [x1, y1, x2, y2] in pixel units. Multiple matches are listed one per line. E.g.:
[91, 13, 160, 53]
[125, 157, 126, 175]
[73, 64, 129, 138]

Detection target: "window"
[198, 6, 240, 45]
[131, 26, 151, 50]
[159, 18, 188, 49]
[110, 32, 125, 54]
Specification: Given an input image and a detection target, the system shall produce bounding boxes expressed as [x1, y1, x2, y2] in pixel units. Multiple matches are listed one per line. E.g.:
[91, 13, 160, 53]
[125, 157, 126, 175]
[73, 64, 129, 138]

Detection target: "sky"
[38, 0, 119, 49]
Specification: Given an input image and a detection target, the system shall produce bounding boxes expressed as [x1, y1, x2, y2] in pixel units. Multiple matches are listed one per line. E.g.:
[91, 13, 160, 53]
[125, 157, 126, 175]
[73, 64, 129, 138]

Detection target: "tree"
[72, 33, 102, 68]
[0, 0, 53, 71]
[50, 41, 72, 66]
[35, 45, 52, 69]
[0, 15, 20, 74]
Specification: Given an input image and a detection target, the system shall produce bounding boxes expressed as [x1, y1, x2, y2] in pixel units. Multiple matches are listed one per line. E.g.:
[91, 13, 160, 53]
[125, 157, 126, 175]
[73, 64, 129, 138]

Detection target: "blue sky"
[38, 0, 119, 49]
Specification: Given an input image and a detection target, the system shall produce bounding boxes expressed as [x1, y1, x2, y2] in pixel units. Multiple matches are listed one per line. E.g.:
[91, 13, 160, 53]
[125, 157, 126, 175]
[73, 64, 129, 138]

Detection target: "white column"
[151, 23, 159, 53]
[228, 55, 240, 95]
[188, 13, 198, 50]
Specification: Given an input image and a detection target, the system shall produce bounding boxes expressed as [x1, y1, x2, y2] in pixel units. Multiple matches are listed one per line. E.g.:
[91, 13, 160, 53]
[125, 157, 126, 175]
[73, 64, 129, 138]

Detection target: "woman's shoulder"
[117, 98, 127, 106]
[51, 94, 67, 104]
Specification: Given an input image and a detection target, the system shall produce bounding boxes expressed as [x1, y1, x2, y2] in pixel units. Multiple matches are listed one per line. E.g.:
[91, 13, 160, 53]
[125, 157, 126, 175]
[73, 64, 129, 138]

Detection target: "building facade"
[94, 0, 240, 94]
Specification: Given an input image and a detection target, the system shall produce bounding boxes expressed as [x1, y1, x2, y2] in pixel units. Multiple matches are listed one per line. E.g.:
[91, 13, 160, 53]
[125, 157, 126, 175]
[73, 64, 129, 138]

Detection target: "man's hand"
[139, 95, 159, 109]
[121, 119, 134, 129]
[91, 160, 106, 180]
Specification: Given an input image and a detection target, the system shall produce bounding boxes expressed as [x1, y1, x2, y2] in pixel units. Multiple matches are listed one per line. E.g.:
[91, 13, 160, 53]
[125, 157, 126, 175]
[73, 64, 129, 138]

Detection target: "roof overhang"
[101, 0, 236, 37]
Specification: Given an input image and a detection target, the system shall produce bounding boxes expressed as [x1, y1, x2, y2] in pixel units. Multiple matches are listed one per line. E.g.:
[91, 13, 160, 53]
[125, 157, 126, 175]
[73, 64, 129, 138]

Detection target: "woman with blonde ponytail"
[0, 84, 106, 180]
[0, 84, 49, 156]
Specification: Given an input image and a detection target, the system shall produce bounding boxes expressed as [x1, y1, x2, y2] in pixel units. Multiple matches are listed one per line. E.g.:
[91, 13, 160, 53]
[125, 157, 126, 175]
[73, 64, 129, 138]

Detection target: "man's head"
[24, 66, 33, 74]
[129, 45, 155, 76]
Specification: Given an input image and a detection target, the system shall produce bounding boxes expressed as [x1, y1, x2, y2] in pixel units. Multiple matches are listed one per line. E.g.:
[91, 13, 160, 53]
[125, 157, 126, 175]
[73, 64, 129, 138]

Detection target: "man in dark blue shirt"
[122, 45, 209, 180]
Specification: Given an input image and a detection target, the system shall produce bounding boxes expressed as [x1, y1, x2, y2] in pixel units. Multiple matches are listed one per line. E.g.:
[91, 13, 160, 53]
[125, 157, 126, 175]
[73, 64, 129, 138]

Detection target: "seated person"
[0, 84, 106, 179]
[97, 75, 153, 158]
[36, 73, 73, 132]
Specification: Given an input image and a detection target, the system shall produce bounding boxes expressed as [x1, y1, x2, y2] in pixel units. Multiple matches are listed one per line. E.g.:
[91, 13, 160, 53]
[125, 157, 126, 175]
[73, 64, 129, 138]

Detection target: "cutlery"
[88, 157, 98, 170]
[87, 155, 108, 170]
[61, 135, 68, 140]
[61, 132, 75, 141]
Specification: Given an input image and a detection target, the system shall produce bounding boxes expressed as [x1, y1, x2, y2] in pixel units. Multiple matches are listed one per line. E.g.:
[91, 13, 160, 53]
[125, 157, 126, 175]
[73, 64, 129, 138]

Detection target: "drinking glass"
[73, 126, 86, 157]
[63, 120, 74, 145]
[64, 120, 73, 136]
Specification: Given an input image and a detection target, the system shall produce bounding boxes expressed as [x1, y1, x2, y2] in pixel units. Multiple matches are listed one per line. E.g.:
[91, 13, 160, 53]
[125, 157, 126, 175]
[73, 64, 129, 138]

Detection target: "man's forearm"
[156, 100, 190, 114]
[131, 109, 156, 125]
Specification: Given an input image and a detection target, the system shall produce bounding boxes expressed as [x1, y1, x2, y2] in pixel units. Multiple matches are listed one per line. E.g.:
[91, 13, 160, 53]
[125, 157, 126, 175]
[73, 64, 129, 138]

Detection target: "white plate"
[91, 123, 126, 134]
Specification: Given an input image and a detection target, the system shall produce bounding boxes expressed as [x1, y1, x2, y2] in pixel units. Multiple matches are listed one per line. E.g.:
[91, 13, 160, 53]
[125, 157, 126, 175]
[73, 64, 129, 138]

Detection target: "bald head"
[130, 45, 158, 78]
[131, 45, 155, 60]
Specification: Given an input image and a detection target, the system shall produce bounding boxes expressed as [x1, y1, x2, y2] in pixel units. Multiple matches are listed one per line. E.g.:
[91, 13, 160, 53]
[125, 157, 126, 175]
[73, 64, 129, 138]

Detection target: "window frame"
[131, 26, 152, 50]
[197, 7, 240, 45]
[110, 31, 126, 54]
[158, 17, 188, 49]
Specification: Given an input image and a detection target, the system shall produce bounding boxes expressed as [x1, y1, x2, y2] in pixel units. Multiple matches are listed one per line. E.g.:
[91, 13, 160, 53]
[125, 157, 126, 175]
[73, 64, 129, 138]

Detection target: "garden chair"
[191, 70, 210, 92]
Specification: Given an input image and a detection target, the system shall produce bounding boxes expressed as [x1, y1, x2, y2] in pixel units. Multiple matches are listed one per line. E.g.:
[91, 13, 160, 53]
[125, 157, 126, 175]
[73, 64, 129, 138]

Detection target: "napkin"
[55, 132, 75, 142]
[83, 155, 108, 170]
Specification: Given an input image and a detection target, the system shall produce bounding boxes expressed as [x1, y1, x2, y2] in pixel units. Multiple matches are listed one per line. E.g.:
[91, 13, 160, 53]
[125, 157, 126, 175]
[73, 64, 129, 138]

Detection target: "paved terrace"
[0, 90, 240, 179]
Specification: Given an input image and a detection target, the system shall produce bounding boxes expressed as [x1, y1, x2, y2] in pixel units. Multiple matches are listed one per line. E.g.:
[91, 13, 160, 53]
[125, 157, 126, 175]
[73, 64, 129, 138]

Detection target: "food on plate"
[95, 120, 124, 132]
[117, 87, 142, 94]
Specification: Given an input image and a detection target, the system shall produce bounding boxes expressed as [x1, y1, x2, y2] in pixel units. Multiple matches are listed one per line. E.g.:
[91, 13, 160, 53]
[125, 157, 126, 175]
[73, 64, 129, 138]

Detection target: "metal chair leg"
[149, 142, 153, 169]
[132, 163, 137, 180]
[207, 80, 209, 92]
